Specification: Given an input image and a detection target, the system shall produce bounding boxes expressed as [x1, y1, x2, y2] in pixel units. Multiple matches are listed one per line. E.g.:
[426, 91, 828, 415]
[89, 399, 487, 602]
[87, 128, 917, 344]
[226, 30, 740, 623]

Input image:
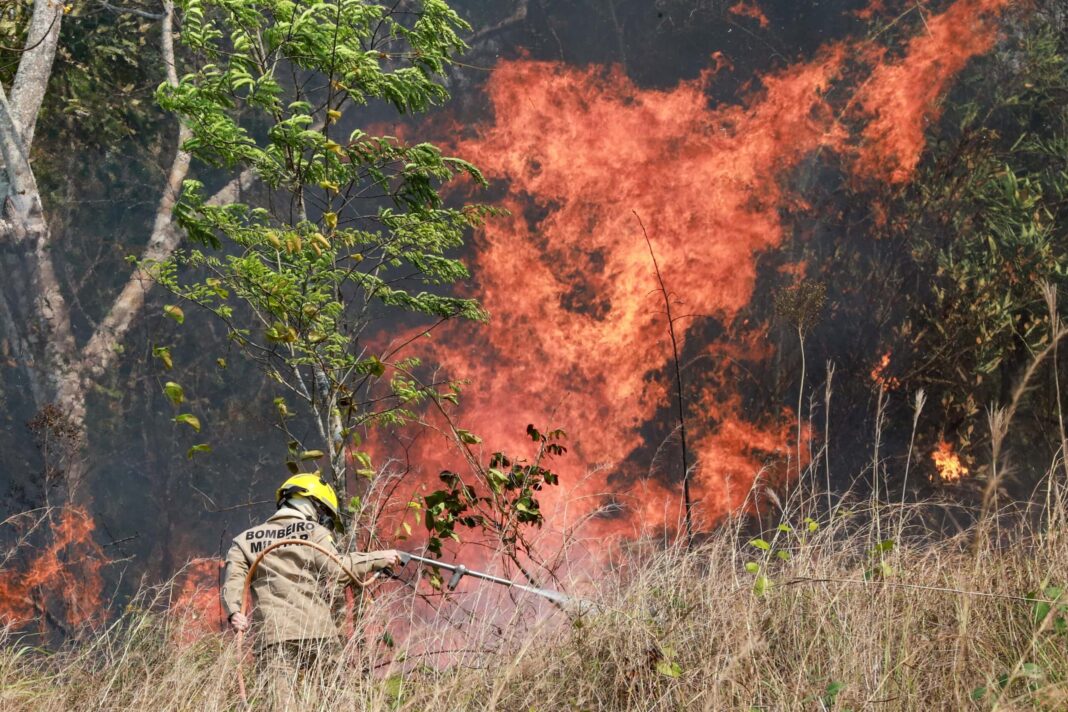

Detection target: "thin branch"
[634, 211, 692, 548]
[97, 0, 166, 20]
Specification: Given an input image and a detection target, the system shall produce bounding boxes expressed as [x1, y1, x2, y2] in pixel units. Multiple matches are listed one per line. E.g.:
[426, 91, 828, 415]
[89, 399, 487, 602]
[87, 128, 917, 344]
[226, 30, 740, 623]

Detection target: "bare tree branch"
[467, 0, 528, 46]
[9, 0, 64, 149]
[82, 0, 191, 377]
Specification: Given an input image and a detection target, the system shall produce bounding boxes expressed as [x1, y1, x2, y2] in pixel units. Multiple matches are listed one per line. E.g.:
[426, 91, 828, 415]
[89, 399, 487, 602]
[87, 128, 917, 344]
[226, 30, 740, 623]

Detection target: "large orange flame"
[851, 0, 1010, 183]
[384, 0, 1010, 543]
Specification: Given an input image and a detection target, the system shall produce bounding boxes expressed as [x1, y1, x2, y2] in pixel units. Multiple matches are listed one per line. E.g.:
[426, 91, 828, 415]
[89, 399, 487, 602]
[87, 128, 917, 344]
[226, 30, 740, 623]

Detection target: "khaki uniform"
[221, 508, 391, 647]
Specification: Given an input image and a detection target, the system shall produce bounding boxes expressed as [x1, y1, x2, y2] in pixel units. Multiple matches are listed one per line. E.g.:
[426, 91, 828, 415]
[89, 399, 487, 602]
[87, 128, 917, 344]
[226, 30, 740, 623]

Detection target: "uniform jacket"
[221, 507, 391, 646]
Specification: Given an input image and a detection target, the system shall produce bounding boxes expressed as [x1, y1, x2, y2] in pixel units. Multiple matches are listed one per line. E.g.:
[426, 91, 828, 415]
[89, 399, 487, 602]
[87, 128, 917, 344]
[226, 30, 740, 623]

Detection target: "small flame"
[729, 0, 770, 28]
[933, 440, 969, 482]
[870, 352, 899, 389]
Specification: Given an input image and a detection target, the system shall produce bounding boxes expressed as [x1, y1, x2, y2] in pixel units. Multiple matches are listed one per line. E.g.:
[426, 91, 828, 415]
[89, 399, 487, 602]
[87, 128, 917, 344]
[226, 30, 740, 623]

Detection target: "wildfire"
[0, 507, 106, 632]
[405, 0, 1011, 539]
[729, 0, 770, 28]
[933, 440, 969, 482]
[870, 352, 900, 389]
[169, 558, 225, 645]
[3, 0, 1017, 628]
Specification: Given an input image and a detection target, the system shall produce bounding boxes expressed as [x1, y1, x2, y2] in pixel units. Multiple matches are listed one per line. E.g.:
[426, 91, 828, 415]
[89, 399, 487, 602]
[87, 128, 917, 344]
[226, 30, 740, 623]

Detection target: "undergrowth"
[2, 487, 1068, 711]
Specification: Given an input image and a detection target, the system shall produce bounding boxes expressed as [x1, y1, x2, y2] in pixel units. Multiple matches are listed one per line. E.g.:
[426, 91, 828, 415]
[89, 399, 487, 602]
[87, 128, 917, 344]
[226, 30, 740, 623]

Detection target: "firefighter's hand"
[376, 549, 403, 568]
[229, 612, 249, 633]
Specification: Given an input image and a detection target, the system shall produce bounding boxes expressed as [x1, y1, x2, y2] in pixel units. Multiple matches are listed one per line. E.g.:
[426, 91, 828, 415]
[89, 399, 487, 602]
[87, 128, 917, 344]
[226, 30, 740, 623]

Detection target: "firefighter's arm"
[312, 526, 400, 581]
[339, 549, 403, 578]
[220, 539, 250, 630]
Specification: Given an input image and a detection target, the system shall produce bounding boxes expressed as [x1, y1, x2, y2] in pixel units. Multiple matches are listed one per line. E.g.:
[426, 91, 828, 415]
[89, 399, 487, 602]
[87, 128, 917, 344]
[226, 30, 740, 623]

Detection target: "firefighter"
[221, 472, 400, 687]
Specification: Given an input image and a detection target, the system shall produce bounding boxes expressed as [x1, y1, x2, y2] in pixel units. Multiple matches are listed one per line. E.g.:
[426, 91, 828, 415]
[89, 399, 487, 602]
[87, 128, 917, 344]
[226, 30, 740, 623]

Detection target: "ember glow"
[870, 352, 900, 390]
[933, 440, 969, 482]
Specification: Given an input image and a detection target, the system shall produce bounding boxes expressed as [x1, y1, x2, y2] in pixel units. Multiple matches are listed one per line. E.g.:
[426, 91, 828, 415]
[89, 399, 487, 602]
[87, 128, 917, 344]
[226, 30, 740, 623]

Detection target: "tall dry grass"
[7, 286, 1068, 710]
[2, 484, 1067, 711]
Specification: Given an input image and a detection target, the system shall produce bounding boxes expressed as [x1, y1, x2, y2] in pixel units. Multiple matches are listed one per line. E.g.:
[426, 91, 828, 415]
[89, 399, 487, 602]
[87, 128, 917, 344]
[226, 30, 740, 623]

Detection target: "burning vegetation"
[3, 0, 1068, 675]
[413, 0, 1013, 536]
[932, 440, 970, 483]
[0, 508, 106, 633]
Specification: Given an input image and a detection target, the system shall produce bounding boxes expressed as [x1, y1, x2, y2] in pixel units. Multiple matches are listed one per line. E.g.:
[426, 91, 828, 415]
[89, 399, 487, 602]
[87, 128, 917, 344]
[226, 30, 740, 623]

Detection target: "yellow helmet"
[277, 472, 344, 532]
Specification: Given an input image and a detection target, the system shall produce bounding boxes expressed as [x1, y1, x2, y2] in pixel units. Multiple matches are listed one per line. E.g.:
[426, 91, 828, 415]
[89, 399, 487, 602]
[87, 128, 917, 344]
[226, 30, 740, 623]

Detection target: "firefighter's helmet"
[276, 473, 343, 532]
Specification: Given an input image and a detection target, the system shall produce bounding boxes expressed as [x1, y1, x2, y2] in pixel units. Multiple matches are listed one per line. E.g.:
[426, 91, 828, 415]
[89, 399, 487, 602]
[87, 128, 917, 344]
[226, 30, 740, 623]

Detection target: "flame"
[852, 0, 888, 21]
[932, 440, 969, 482]
[850, 0, 1010, 184]
[729, 0, 770, 28]
[399, 0, 1010, 541]
[0, 507, 106, 631]
[421, 47, 850, 538]
[870, 352, 900, 389]
[169, 558, 225, 645]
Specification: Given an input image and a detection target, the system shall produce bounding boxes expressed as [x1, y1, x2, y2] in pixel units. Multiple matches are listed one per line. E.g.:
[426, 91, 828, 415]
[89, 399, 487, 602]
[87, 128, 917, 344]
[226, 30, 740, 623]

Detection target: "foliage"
[886, 21, 1068, 446]
[153, 0, 492, 495]
[774, 280, 826, 335]
[6, 496, 1068, 710]
[416, 423, 565, 557]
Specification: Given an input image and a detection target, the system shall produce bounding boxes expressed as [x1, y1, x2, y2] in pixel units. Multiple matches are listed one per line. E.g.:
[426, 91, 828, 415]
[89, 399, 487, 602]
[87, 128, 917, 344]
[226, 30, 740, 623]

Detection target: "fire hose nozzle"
[447, 564, 467, 590]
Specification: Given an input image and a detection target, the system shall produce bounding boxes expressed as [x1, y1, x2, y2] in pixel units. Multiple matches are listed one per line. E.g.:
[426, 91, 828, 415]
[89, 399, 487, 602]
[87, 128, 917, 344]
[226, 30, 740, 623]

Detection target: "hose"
[234, 538, 381, 706]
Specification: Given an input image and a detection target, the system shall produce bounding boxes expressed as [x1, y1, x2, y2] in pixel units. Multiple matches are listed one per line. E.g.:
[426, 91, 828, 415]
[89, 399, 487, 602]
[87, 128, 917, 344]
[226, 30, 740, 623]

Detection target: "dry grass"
[2, 485, 1068, 711]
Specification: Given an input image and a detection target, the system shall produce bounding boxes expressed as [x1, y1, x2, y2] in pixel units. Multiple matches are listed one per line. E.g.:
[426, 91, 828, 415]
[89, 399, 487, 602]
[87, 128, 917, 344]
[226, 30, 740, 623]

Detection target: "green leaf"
[163, 381, 184, 406]
[776, 550, 792, 561]
[174, 413, 201, 432]
[869, 539, 895, 556]
[744, 562, 760, 574]
[1020, 662, 1044, 680]
[163, 304, 185, 324]
[748, 538, 771, 551]
[153, 346, 173, 370]
[822, 681, 844, 705]
[655, 660, 682, 678]
[299, 450, 325, 460]
[186, 444, 212, 458]
[456, 429, 482, 444]
[753, 575, 772, 596]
